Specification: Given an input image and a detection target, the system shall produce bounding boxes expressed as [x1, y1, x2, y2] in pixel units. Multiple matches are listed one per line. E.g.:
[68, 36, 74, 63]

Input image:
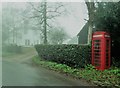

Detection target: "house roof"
[77, 22, 89, 36]
[77, 22, 97, 44]
[77, 22, 89, 44]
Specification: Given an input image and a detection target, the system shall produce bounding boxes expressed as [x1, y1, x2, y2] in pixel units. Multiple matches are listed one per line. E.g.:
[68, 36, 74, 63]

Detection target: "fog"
[2, 2, 88, 46]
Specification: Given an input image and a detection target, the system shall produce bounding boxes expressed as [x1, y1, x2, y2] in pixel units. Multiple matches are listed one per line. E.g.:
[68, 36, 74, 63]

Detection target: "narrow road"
[2, 47, 93, 86]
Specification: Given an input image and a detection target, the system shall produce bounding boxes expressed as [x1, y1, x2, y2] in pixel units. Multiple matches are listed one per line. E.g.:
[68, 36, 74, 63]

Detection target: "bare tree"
[2, 3, 22, 45]
[29, 2, 67, 44]
[48, 27, 69, 44]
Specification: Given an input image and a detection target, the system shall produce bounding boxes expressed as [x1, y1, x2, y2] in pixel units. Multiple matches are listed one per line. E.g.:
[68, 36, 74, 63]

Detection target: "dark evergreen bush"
[35, 44, 91, 68]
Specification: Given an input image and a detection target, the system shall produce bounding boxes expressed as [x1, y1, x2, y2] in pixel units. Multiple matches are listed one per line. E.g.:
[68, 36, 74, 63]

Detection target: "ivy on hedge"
[35, 44, 91, 68]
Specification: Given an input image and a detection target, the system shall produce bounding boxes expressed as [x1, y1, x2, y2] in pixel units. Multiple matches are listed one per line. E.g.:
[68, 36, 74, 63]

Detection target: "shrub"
[35, 44, 91, 68]
[33, 56, 120, 87]
[2, 44, 22, 53]
[80, 65, 120, 87]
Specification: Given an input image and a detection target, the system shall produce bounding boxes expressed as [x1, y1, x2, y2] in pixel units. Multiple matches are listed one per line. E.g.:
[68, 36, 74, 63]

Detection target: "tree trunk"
[7, 29, 10, 44]
[43, 2, 47, 44]
[15, 29, 17, 45]
[13, 30, 15, 44]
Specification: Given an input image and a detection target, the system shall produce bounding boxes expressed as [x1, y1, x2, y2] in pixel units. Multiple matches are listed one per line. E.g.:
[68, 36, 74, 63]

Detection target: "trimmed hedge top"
[35, 44, 91, 68]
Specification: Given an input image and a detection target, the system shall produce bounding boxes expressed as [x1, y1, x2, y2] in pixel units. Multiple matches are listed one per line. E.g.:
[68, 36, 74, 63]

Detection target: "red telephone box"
[92, 31, 111, 71]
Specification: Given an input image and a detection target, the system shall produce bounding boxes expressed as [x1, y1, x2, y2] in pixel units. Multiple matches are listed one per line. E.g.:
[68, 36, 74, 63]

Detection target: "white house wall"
[7, 29, 41, 46]
[21, 29, 40, 46]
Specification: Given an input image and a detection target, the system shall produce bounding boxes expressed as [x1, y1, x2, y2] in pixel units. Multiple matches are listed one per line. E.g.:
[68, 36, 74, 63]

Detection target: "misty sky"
[2, 2, 88, 38]
[56, 2, 88, 37]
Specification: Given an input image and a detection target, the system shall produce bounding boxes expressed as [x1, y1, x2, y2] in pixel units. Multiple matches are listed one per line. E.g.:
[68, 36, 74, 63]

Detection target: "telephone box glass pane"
[93, 40, 101, 67]
[106, 40, 109, 67]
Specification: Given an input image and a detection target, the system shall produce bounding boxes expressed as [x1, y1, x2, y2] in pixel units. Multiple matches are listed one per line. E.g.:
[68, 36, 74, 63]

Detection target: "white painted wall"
[7, 29, 41, 46]
[20, 29, 40, 46]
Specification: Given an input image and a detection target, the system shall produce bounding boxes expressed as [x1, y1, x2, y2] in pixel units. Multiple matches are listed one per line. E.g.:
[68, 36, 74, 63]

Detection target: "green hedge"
[35, 44, 91, 68]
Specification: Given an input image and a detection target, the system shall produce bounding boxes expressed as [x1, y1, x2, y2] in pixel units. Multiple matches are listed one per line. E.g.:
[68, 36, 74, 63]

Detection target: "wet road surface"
[2, 48, 93, 86]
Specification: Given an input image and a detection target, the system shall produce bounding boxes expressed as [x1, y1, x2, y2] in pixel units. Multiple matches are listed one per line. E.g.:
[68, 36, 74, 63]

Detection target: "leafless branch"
[47, 4, 64, 13]
[55, 4, 64, 11]
[29, 15, 41, 19]
[84, 18, 89, 21]
[46, 14, 59, 20]
[29, 2, 42, 13]
[36, 19, 44, 25]
[46, 23, 53, 28]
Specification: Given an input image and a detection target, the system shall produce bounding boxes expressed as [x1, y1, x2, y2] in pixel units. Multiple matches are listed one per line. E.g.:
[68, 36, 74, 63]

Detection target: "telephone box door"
[92, 39, 102, 69]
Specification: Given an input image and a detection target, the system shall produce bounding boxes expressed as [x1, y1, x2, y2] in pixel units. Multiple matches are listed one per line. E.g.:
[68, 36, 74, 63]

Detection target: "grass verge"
[2, 47, 35, 58]
[32, 56, 120, 88]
